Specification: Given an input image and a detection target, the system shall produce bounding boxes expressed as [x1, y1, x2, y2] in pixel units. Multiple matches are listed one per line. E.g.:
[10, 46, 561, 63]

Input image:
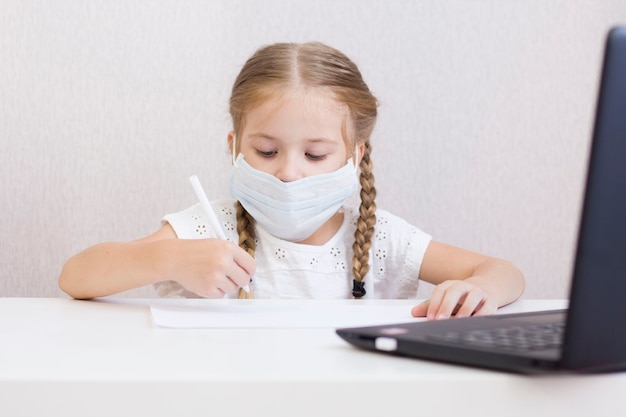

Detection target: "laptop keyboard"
[427, 322, 565, 353]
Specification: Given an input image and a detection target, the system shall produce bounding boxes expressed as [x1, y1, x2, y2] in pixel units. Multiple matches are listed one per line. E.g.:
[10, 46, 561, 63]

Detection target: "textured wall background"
[1, 0, 625, 299]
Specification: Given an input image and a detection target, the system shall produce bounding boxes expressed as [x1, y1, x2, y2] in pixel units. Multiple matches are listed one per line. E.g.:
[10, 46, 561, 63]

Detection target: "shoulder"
[343, 204, 432, 258]
[343, 205, 429, 235]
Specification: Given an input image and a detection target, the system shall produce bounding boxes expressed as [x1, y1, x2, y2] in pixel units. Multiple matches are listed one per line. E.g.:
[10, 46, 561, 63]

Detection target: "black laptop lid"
[561, 27, 626, 371]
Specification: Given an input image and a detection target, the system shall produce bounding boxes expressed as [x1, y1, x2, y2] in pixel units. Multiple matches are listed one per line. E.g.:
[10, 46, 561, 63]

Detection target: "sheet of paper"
[150, 302, 423, 329]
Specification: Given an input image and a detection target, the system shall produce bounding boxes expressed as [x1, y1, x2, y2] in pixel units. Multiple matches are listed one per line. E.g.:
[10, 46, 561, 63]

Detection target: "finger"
[224, 269, 251, 293]
[217, 276, 241, 296]
[200, 286, 226, 299]
[434, 289, 467, 320]
[425, 283, 451, 320]
[232, 245, 257, 276]
[454, 288, 485, 318]
[432, 282, 478, 320]
[472, 299, 497, 317]
[225, 257, 255, 289]
[410, 300, 430, 317]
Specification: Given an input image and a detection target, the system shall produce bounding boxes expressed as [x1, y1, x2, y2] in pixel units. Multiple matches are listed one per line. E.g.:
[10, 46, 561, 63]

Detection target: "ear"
[226, 130, 237, 163]
[227, 131, 235, 157]
[357, 141, 365, 164]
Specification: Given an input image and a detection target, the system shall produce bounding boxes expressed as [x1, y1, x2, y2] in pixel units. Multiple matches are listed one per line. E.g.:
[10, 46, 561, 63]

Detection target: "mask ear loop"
[232, 134, 237, 165]
[353, 142, 361, 171]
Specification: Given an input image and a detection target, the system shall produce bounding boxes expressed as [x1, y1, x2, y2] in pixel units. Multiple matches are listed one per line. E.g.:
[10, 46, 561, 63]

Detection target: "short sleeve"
[162, 203, 218, 240]
[369, 209, 432, 298]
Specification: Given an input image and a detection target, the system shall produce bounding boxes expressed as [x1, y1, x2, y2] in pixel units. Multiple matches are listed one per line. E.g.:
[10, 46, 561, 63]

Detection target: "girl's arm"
[411, 241, 525, 320]
[58, 224, 256, 299]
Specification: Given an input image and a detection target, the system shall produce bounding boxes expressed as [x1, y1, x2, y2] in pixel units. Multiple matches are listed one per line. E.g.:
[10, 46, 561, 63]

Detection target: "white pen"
[189, 175, 251, 294]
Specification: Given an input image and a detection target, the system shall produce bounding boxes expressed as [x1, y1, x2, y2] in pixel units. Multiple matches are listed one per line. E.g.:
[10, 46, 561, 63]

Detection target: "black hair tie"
[352, 279, 366, 298]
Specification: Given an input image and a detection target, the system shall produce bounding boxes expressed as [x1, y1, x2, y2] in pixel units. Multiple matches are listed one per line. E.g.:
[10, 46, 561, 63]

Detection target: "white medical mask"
[229, 146, 359, 242]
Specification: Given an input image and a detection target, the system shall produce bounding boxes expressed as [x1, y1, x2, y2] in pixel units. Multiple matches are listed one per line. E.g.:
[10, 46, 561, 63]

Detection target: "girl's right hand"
[162, 238, 257, 298]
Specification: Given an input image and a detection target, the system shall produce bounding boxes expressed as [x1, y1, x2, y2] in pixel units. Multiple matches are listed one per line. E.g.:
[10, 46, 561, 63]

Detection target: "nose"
[274, 156, 302, 182]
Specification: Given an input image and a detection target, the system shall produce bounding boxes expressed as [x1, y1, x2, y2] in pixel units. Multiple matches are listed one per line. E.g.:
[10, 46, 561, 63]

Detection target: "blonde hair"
[229, 42, 378, 299]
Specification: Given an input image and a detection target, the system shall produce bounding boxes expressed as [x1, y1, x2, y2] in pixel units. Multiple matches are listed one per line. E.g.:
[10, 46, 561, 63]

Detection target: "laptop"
[336, 26, 626, 374]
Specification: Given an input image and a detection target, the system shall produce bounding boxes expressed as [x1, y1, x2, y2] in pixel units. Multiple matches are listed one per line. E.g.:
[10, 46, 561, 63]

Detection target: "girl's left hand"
[410, 279, 498, 320]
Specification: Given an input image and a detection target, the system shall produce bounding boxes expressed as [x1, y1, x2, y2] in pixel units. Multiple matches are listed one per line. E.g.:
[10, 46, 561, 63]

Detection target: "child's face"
[235, 88, 353, 181]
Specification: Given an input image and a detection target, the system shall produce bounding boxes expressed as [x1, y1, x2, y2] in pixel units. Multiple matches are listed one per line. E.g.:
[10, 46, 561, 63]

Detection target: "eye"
[306, 153, 327, 161]
[256, 149, 277, 158]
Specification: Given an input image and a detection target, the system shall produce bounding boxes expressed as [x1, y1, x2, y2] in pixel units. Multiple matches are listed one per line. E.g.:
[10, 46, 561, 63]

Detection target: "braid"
[351, 141, 377, 298]
[235, 201, 256, 299]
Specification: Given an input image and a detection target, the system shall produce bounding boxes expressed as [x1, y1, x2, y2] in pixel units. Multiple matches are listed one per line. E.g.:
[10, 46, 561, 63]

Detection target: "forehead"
[243, 87, 352, 143]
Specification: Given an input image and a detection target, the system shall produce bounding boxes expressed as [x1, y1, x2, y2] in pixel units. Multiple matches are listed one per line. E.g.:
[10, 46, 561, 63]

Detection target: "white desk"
[0, 298, 623, 417]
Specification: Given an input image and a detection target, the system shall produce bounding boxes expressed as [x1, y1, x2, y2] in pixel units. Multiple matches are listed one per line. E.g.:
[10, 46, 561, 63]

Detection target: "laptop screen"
[561, 26, 626, 370]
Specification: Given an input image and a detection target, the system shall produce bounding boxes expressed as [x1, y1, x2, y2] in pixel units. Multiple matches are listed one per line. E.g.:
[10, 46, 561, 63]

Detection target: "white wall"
[1, 0, 625, 299]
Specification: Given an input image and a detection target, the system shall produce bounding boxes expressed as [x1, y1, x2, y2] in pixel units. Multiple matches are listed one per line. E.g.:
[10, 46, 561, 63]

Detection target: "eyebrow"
[248, 133, 340, 145]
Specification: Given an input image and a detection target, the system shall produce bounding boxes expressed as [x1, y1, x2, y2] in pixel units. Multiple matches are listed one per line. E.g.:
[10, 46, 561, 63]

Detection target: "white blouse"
[154, 200, 432, 299]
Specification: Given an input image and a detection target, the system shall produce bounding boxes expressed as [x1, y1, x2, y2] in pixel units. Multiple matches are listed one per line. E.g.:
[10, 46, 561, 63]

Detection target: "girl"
[59, 42, 524, 320]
